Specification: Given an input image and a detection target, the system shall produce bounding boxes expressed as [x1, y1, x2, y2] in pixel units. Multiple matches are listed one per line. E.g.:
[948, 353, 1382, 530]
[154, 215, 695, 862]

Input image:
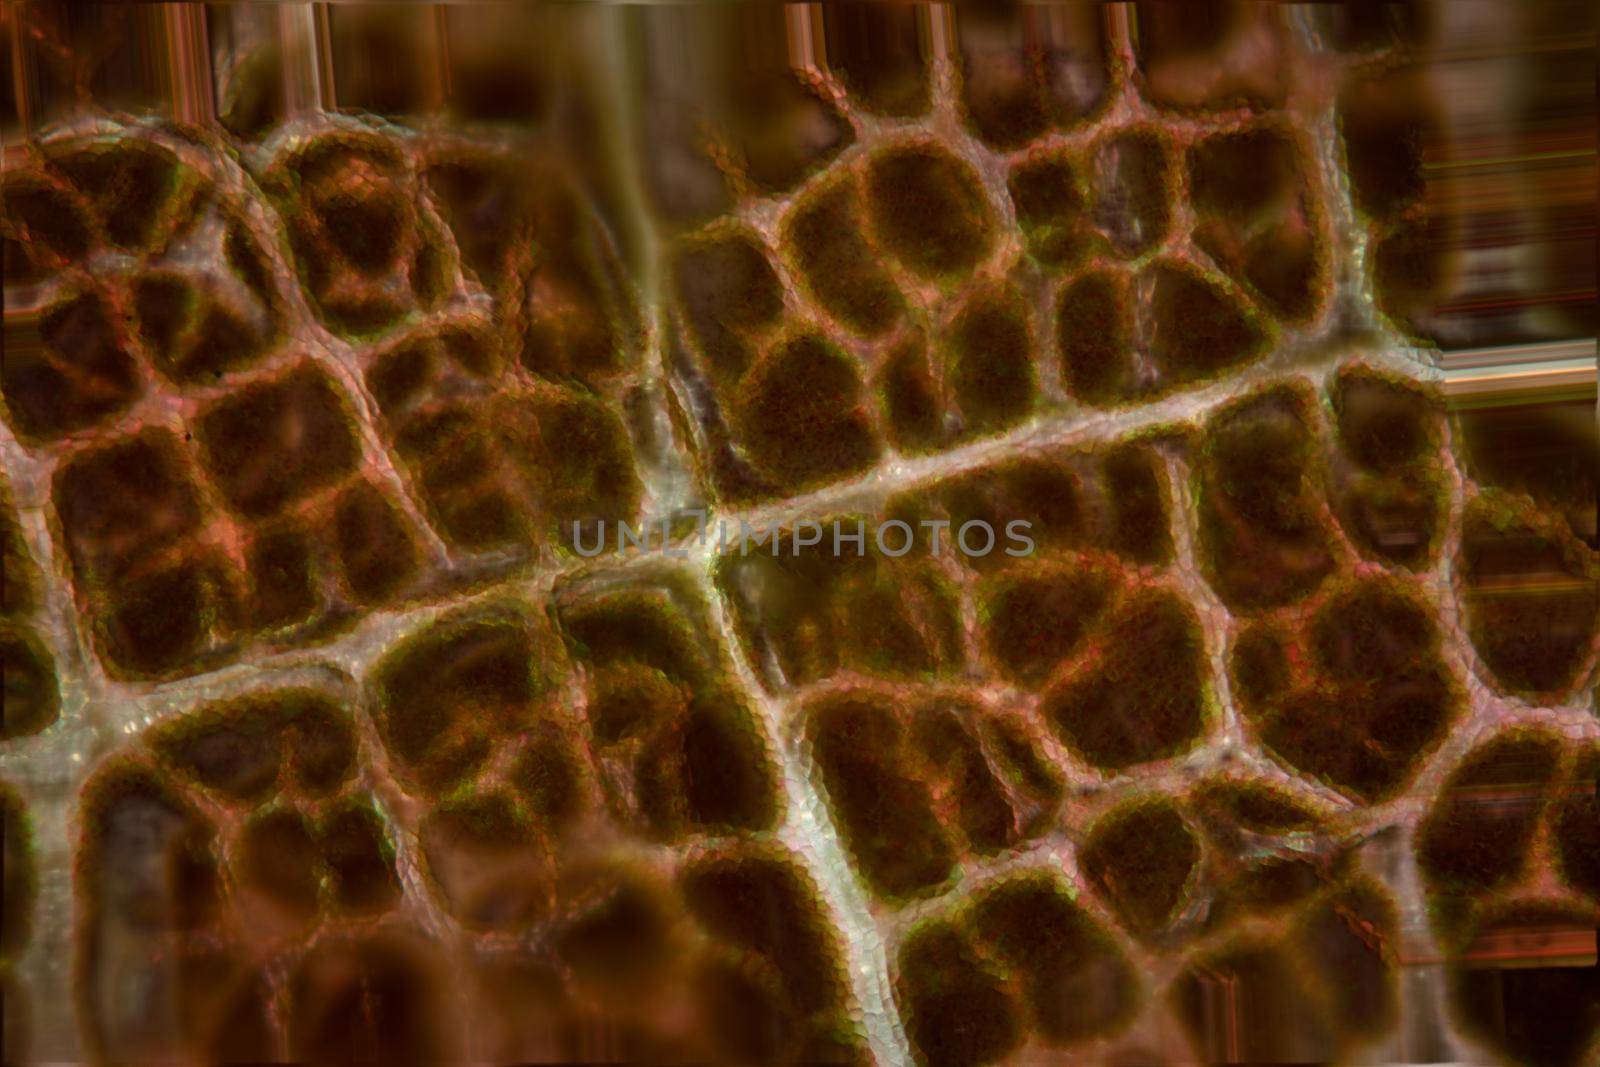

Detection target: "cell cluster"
[1, 3, 1593, 1066]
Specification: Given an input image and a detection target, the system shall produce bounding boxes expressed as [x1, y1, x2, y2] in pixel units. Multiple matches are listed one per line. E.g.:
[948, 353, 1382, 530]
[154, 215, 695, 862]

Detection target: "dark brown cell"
[1448, 903, 1600, 1067]
[1188, 125, 1325, 321]
[332, 480, 419, 605]
[517, 244, 635, 387]
[1338, 68, 1438, 222]
[1196, 385, 1335, 612]
[865, 143, 994, 281]
[1228, 624, 1292, 710]
[266, 131, 446, 338]
[634, 685, 781, 839]
[1, 288, 142, 440]
[876, 332, 945, 454]
[559, 583, 781, 840]
[1081, 799, 1200, 938]
[556, 874, 679, 997]
[945, 282, 1036, 438]
[1329, 368, 1445, 565]
[178, 953, 278, 1066]
[1008, 152, 1097, 269]
[1370, 216, 1451, 341]
[0, 480, 36, 619]
[1190, 778, 1322, 836]
[150, 689, 354, 805]
[807, 691, 956, 899]
[907, 454, 1085, 572]
[1042, 589, 1207, 770]
[897, 919, 1020, 1067]
[425, 153, 636, 384]
[980, 563, 1111, 686]
[1135, 0, 1241, 62]
[515, 389, 643, 553]
[420, 793, 547, 932]
[133, 269, 276, 385]
[680, 846, 849, 1017]
[56, 434, 204, 586]
[1056, 270, 1135, 404]
[246, 524, 319, 629]
[955, 4, 1109, 149]
[1312, 579, 1434, 681]
[421, 153, 530, 290]
[365, 335, 441, 417]
[0, 626, 59, 740]
[1237, 223, 1323, 322]
[152, 698, 284, 803]
[1245, 580, 1457, 801]
[1092, 129, 1173, 258]
[1207, 855, 1341, 928]
[1, 174, 92, 279]
[732, 332, 881, 494]
[1458, 504, 1599, 696]
[822, 3, 930, 117]
[318, 802, 401, 916]
[288, 932, 454, 1064]
[390, 380, 640, 555]
[372, 610, 542, 794]
[306, 173, 409, 276]
[100, 558, 223, 677]
[586, 664, 686, 747]
[675, 230, 785, 386]
[782, 178, 904, 338]
[1456, 400, 1597, 545]
[1553, 748, 1599, 900]
[510, 723, 586, 825]
[717, 529, 963, 690]
[911, 700, 1019, 855]
[1103, 443, 1173, 565]
[1333, 467, 1445, 568]
[965, 872, 1141, 1046]
[48, 140, 196, 253]
[1317, 0, 1433, 51]
[561, 586, 707, 684]
[1416, 731, 1561, 895]
[237, 807, 323, 926]
[196, 364, 361, 519]
[1148, 263, 1269, 383]
[281, 697, 358, 796]
[1188, 127, 1298, 228]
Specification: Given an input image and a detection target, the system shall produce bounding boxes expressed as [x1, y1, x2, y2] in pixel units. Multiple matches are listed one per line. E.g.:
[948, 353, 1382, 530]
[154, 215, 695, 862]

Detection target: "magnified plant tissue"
[1, 3, 1596, 1065]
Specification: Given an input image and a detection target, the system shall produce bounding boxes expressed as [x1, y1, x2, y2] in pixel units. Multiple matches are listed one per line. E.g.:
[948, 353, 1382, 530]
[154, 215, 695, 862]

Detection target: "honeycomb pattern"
[2, 5, 1596, 1067]
[663, 6, 1323, 504]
